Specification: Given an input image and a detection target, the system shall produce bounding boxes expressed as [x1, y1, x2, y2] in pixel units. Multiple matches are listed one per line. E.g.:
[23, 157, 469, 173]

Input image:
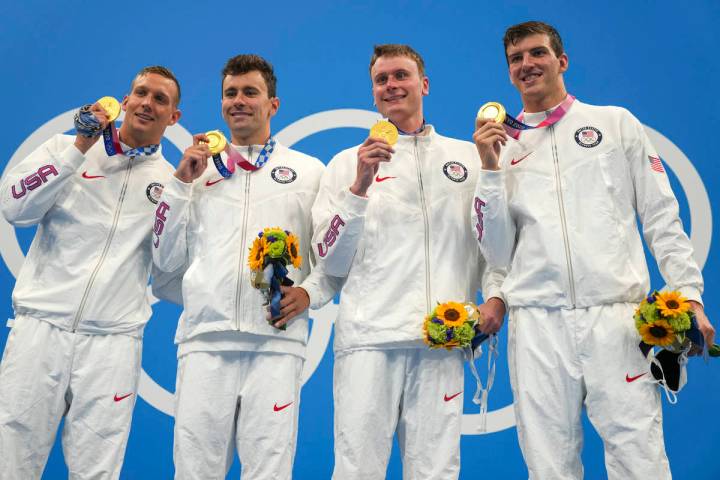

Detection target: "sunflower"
[655, 291, 691, 317]
[639, 319, 676, 347]
[286, 233, 302, 268]
[436, 302, 468, 327]
[248, 237, 267, 271]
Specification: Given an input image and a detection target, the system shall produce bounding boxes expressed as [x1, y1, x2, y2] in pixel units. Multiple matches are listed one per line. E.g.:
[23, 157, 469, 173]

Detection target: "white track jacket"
[312, 126, 504, 352]
[472, 99, 703, 308]
[152, 142, 334, 351]
[0, 134, 174, 336]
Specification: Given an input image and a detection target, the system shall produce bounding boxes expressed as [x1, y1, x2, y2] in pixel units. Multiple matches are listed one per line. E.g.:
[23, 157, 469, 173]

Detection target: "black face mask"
[650, 349, 684, 393]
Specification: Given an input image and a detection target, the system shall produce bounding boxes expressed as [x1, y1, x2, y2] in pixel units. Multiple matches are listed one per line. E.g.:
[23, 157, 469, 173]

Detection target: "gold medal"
[97, 96, 121, 122]
[477, 102, 506, 124]
[204, 130, 227, 155]
[369, 120, 399, 146]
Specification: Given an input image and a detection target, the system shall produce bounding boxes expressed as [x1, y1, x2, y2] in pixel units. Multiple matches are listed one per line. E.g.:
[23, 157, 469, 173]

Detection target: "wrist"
[349, 182, 368, 197]
[74, 136, 96, 155]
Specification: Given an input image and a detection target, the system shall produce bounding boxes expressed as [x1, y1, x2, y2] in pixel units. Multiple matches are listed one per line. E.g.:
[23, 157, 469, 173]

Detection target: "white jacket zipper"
[550, 126, 577, 307]
[72, 156, 134, 331]
[413, 137, 432, 311]
[235, 146, 252, 329]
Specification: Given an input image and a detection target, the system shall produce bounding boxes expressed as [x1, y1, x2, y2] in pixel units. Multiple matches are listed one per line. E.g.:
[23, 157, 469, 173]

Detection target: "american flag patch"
[648, 155, 664, 173]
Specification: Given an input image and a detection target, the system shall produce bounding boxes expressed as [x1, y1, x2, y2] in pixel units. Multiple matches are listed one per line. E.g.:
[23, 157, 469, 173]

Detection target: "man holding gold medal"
[152, 54, 337, 479]
[311, 44, 506, 479]
[0, 66, 181, 478]
[472, 21, 714, 479]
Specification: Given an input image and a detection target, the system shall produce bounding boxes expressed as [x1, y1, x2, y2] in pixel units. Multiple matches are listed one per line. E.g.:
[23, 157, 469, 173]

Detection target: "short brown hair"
[131, 65, 181, 106]
[503, 21, 564, 60]
[369, 44, 426, 77]
[221, 54, 277, 98]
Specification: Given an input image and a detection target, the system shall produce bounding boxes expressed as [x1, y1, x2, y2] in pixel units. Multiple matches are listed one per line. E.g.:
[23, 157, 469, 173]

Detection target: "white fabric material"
[153, 142, 342, 353]
[173, 350, 303, 480]
[332, 348, 464, 480]
[0, 135, 175, 335]
[508, 304, 670, 480]
[311, 126, 505, 352]
[0, 316, 141, 480]
[177, 330, 305, 359]
[472, 100, 703, 308]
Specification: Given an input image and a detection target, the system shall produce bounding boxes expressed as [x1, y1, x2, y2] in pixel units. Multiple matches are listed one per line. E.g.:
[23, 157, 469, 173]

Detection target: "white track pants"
[332, 348, 464, 480]
[0, 316, 141, 480]
[508, 304, 670, 480]
[173, 351, 303, 480]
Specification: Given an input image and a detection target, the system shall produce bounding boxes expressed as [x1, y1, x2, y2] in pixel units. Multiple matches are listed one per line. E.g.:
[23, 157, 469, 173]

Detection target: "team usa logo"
[574, 126, 603, 148]
[442, 161, 468, 182]
[10, 165, 58, 199]
[271, 166, 297, 184]
[145, 182, 164, 204]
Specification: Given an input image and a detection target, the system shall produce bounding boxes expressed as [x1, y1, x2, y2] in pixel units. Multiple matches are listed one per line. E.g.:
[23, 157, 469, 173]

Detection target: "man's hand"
[472, 117, 507, 171]
[267, 286, 310, 329]
[476, 297, 506, 334]
[689, 300, 715, 356]
[175, 133, 211, 183]
[349, 137, 394, 197]
[74, 102, 111, 154]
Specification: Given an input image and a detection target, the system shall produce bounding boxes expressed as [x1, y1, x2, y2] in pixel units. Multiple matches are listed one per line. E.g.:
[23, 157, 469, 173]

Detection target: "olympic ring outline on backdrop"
[0, 110, 712, 435]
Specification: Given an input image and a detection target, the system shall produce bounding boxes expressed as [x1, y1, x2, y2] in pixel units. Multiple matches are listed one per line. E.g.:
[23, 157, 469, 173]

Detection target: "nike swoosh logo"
[114, 393, 134, 402]
[625, 372, 647, 383]
[82, 171, 105, 179]
[510, 151, 533, 166]
[444, 391, 462, 402]
[375, 175, 396, 182]
[205, 178, 224, 187]
[273, 401, 293, 412]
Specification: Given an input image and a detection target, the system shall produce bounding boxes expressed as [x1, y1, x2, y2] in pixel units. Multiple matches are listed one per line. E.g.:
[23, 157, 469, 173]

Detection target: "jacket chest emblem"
[271, 166, 297, 184]
[146, 182, 164, 204]
[442, 161, 468, 183]
[574, 126, 603, 148]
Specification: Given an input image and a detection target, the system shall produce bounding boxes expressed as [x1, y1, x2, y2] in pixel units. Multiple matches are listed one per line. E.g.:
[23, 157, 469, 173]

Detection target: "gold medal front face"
[204, 130, 227, 155]
[369, 120, 399, 146]
[97, 96, 121, 122]
[477, 102, 506, 124]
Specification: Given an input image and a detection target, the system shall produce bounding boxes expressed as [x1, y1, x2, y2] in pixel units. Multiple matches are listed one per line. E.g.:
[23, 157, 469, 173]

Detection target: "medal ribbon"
[391, 119, 426, 136]
[212, 137, 277, 178]
[102, 123, 159, 157]
[504, 94, 575, 140]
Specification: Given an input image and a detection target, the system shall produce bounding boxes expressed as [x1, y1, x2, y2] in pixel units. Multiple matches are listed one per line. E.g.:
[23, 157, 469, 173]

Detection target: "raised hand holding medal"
[474, 95, 576, 170]
[473, 103, 509, 171]
[350, 120, 397, 197]
[73, 98, 116, 154]
[174, 133, 212, 183]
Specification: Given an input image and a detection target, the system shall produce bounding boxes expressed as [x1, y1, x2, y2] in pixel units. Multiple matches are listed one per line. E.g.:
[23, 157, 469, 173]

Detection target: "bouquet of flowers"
[422, 301, 481, 349]
[248, 227, 302, 330]
[423, 300, 496, 431]
[634, 290, 718, 396]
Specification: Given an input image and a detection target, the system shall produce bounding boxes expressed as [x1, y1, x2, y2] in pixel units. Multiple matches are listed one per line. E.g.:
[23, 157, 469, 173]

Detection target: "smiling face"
[119, 72, 181, 147]
[506, 33, 569, 112]
[221, 70, 279, 145]
[371, 55, 429, 131]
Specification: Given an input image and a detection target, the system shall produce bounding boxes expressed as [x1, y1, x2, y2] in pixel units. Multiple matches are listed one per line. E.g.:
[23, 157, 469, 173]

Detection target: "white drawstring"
[465, 334, 499, 432]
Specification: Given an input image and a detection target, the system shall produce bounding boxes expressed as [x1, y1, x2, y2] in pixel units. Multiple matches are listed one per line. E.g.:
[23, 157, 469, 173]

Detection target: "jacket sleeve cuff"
[342, 189, 369, 217]
[478, 169, 504, 189]
[63, 144, 87, 170]
[678, 286, 703, 306]
[165, 175, 193, 200]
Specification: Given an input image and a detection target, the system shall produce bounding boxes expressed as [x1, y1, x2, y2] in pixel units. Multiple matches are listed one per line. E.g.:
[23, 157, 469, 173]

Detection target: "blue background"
[1, 1, 718, 478]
